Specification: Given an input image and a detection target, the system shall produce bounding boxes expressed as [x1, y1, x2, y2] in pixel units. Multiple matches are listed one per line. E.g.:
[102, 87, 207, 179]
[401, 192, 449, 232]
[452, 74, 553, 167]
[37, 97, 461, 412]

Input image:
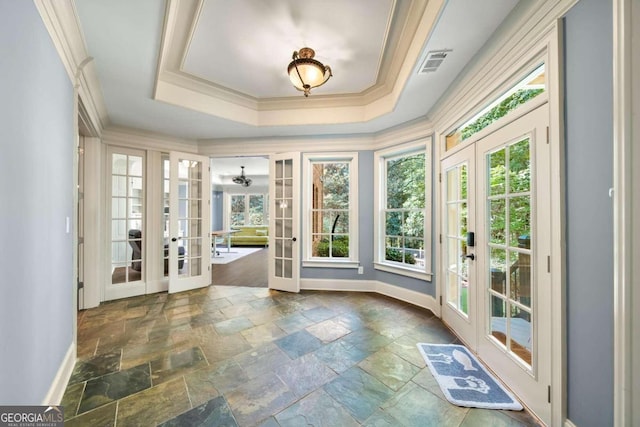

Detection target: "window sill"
[302, 260, 360, 269]
[374, 262, 432, 281]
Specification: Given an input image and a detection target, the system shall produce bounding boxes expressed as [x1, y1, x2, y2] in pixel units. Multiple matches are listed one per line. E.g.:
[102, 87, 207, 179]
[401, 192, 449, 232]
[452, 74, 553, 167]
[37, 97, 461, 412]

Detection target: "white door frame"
[613, 1, 638, 425]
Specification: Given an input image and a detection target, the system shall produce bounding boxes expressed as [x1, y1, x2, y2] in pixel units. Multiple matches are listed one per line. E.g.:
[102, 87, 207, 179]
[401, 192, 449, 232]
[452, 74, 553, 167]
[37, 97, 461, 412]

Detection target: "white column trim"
[612, 0, 635, 425]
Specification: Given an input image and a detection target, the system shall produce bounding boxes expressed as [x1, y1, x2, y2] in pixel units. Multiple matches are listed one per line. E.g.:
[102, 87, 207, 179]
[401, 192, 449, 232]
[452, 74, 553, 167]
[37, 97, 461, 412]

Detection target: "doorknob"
[462, 253, 475, 260]
[292, 237, 297, 242]
[171, 237, 177, 242]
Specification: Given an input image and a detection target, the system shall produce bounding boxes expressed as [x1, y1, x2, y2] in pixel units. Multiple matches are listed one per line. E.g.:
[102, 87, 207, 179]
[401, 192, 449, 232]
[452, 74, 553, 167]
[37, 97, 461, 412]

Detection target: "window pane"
[509, 196, 530, 247]
[489, 199, 506, 245]
[386, 153, 425, 209]
[404, 211, 424, 238]
[489, 148, 506, 196]
[509, 138, 531, 193]
[385, 211, 402, 236]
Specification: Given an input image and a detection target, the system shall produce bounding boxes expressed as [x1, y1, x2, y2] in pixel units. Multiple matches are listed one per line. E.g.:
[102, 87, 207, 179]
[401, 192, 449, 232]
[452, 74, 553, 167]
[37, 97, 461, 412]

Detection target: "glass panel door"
[441, 145, 476, 350]
[476, 103, 551, 424]
[105, 148, 146, 301]
[269, 153, 300, 292]
[168, 152, 211, 293]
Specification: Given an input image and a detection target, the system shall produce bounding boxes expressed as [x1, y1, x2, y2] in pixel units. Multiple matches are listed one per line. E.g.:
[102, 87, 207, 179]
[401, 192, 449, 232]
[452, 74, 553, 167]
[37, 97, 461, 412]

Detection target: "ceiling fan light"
[232, 166, 252, 187]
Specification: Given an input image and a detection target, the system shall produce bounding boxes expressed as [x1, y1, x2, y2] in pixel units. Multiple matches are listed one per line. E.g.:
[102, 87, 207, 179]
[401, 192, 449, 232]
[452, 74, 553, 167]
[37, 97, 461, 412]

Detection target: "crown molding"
[153, 0, 442, 127]
[197, 114, 432, 157]
[35, 0, 109, 135]
[102, 125, 198, 153]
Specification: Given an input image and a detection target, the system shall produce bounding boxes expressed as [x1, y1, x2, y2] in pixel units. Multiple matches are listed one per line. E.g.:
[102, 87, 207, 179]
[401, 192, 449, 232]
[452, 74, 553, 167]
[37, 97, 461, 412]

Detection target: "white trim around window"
[302, 152, 359, 268]
[374, 139, 432, 280]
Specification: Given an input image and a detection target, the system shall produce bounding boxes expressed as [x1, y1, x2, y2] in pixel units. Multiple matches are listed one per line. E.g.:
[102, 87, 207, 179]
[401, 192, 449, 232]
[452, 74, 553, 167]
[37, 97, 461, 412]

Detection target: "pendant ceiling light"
[232, 166, 252, 187]
[287, 47, 332, 97]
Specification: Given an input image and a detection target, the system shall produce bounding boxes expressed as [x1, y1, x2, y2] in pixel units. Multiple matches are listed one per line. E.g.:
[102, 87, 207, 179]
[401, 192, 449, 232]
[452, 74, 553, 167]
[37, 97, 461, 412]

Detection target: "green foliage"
[461, 89, 544, 140]
[315, 236, 349, 258]
[385, 153, 426, 241]
[385, 248, 416, 265]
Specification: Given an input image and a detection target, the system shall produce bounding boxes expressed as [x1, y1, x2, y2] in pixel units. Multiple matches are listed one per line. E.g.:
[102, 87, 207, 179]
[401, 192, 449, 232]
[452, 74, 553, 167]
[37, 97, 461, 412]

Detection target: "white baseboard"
[300, 278, 439, 315]
[564, 420, 577, 427]
[42, 342, 75, 405]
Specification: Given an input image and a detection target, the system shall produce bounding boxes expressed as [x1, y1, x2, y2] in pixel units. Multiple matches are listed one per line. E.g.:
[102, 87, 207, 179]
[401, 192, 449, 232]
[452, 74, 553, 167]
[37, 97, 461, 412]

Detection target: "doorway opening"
[210, 156, 269, 287]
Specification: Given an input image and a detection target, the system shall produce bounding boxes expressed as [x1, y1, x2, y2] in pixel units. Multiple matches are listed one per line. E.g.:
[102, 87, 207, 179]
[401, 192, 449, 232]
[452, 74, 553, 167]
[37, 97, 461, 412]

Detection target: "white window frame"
[302, 152, 359, 268]
[228, 193, 269, 227]
[374, 139, 432, 280]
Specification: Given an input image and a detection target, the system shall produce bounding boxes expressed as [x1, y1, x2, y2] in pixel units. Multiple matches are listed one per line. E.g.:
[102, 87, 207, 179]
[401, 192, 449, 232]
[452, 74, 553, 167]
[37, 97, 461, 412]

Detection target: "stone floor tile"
[149, 346, 208, 385]
[275, 389, 359, 427]
[274, 353, 337, 398]
[359, 349, 421, 391]
[241, 323, 287, 347]
[274, 329, 323, 359]
[78, 363, 150, 414]
[234, 343, 291, 380]
[323, 366, 395, 422]
[306, 318, 351, 343]
[225, 372, 297, 426]
[381, 381, 468, 427]
[158, 395, 238, 427]
[116, 378, 191, 426]
[64, 401, 116, 427]
[314, 339, 370, 373]
[68, 351, 121, 385]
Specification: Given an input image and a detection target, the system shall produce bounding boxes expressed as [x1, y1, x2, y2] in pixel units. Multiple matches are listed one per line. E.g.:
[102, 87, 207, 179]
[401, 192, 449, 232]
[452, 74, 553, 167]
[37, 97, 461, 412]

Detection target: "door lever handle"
[462, 253, 475, 261]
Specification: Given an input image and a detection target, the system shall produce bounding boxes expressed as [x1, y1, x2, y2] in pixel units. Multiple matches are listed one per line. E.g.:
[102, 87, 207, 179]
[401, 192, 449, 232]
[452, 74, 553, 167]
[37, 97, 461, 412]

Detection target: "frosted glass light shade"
[287, 48, 332, 97]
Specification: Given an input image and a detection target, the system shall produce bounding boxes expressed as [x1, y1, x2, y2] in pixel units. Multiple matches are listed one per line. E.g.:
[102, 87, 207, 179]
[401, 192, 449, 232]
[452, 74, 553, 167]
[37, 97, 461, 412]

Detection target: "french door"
[441, 104, 551, 423]
[168, 152, 211, 293]
[269, 152, 300, 292]
[441, 144, 477, 350]
[106, 149, 210, 300]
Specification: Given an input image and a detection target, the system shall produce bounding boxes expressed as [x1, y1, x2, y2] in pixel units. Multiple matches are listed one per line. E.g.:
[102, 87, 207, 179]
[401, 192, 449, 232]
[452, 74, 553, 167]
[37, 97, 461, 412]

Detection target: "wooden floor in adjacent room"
[212, 247, 268, 287]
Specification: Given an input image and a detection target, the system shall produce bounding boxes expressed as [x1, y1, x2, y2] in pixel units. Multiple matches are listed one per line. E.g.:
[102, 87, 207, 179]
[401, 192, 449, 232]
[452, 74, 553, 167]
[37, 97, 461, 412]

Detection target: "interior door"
[269, 153, 300, 292]
[168, 152, 211, 294]
[441, 144, 477, 350]
[476, 104, 551, 423]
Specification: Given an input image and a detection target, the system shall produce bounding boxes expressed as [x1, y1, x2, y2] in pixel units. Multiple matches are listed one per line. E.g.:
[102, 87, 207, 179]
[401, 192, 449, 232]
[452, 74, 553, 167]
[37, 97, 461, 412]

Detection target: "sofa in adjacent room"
[229, 225, 269, 246]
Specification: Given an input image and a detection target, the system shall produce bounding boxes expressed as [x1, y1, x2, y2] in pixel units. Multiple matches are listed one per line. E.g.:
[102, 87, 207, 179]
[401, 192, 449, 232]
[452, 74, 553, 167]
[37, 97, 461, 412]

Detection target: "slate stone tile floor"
[62, 286, 542, 426]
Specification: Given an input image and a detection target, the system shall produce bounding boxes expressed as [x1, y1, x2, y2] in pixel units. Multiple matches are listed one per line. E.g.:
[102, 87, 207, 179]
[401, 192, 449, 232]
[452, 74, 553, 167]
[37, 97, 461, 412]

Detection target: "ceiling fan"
[232, 166, 252, 187]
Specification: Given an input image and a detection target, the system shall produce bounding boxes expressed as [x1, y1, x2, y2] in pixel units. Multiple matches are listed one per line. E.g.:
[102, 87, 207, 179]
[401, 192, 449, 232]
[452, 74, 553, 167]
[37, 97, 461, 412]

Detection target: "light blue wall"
[564, 0, 614, 425]
[211, 190, 223, 230]
[0, 0, 75, 404]
[300, 150, 434, 295]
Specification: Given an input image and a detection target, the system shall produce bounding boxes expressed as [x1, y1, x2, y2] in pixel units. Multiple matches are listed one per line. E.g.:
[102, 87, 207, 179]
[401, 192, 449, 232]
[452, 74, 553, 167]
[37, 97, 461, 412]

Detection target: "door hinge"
[548, 385, 551, 403]
[78, 237, 84, 244]
[546, 126, 550, 144]
[547, 256, 551, 273]
[77, 281, 84, 290]
[439, 173, 442, 183]
[439, 234, 442, 244]
[439, 295, 443, 306]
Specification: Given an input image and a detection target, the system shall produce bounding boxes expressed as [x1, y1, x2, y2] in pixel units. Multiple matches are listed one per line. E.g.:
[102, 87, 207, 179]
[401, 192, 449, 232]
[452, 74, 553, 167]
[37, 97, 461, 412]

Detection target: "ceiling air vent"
[419, 49, 452, 74]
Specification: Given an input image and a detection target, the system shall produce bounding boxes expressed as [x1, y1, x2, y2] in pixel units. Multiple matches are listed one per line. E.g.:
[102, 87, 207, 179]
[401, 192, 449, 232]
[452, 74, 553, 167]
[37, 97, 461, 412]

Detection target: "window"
[303, 153, 358, 267]
[375, 141, 431, 279]
[229, 194, 268, 227]
[446, 64, 546, 150]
